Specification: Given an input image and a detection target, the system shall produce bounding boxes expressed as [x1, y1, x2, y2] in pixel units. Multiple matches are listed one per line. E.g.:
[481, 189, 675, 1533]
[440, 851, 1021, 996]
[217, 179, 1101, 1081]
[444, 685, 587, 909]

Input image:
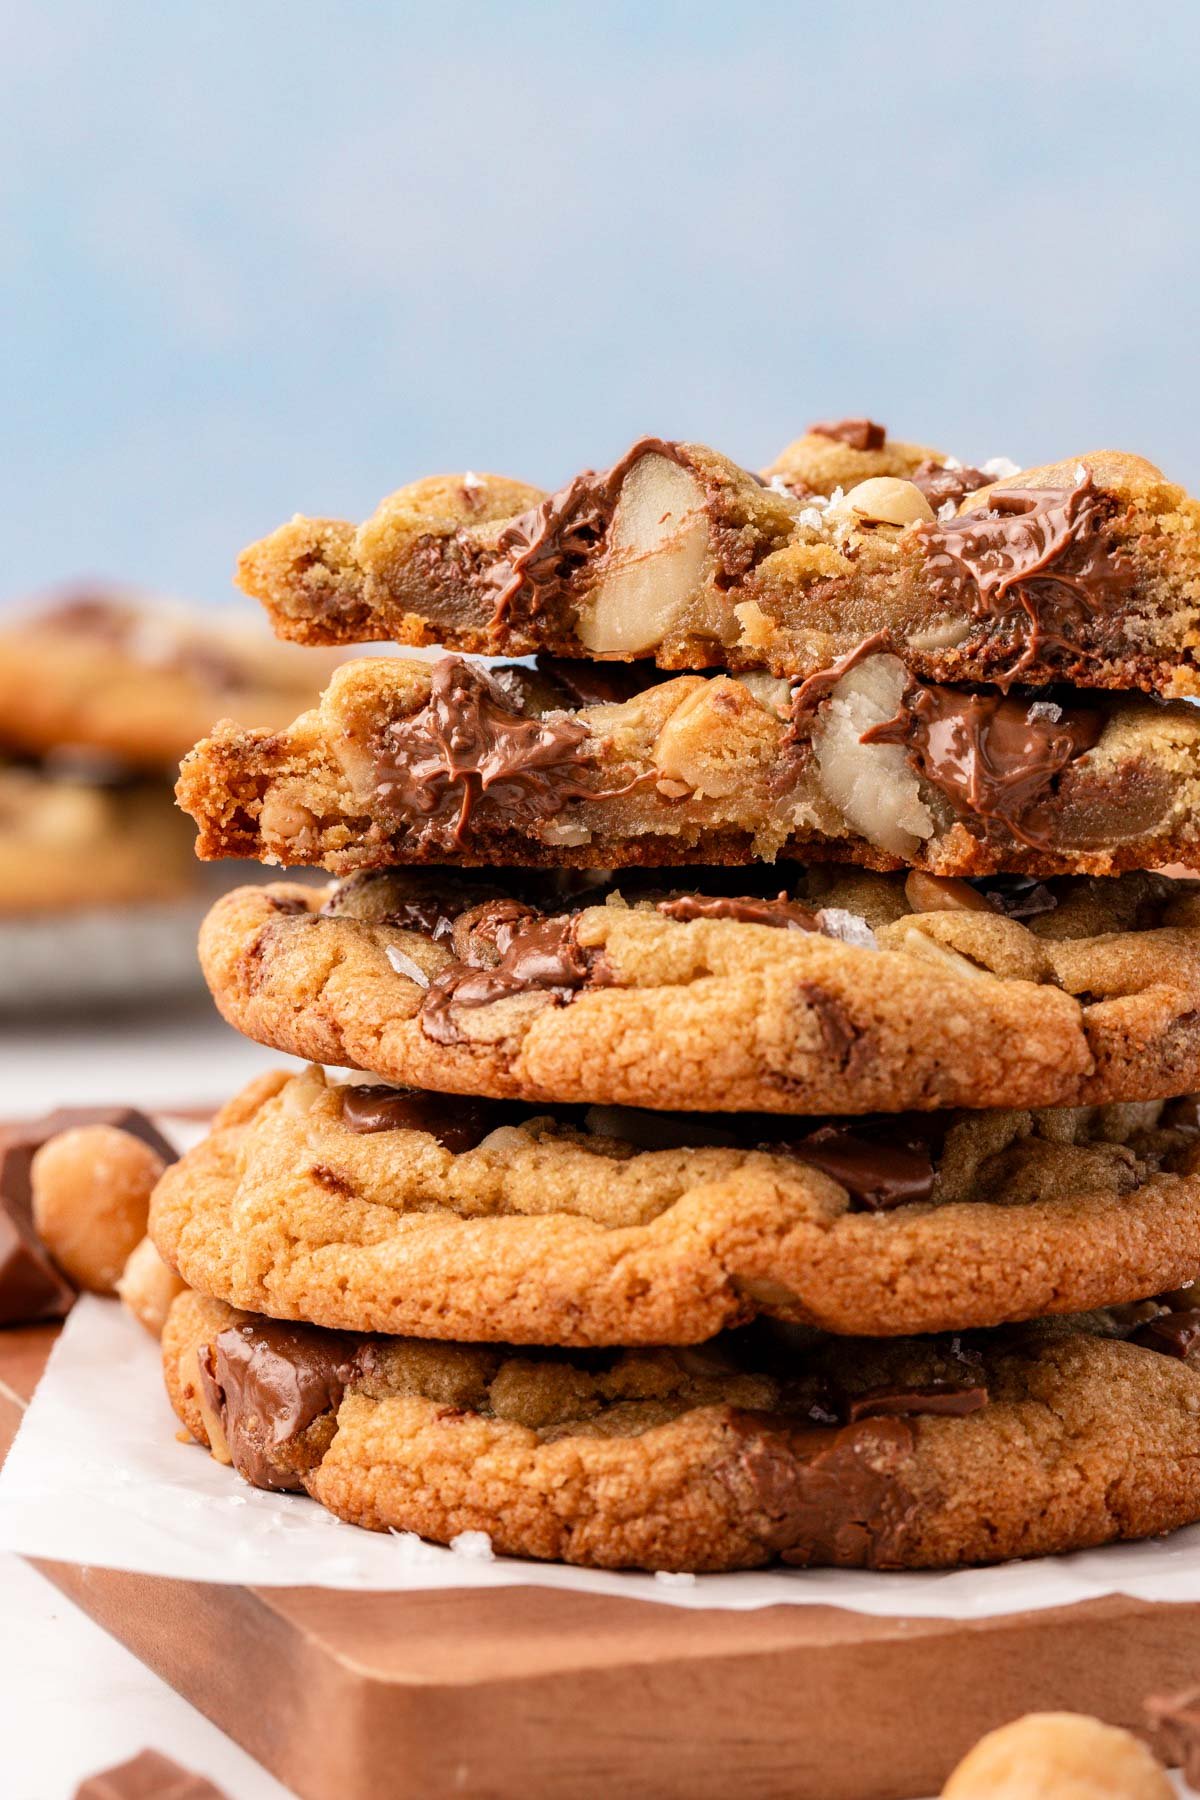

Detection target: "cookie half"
[198, 868, 1200, 1115]
[164, 1289, 1200, 1573]
[176, 653, 1200, 878]
[150, 1066, 1200, 1344]
[235, 432, 1200, 697]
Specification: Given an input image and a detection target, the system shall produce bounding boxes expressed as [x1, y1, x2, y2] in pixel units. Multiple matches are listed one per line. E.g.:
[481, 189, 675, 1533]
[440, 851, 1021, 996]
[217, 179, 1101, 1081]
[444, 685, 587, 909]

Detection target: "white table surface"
[0, 1007, 1192, 1800]
[0, 1553, 293, 1800]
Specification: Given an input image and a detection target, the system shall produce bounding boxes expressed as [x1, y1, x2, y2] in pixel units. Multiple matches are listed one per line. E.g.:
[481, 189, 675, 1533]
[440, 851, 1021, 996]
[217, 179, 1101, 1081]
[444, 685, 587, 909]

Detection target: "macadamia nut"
[117, 1235, 186, 1337]
[32, 1125, 166, 1294]
[942, 1711, 1172, 1798]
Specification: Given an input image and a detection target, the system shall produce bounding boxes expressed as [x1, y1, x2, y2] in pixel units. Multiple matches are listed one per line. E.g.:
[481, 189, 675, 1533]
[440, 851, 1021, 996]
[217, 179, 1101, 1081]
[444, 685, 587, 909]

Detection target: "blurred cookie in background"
[0, 587, 344, 1011]
[0, 586, 347, 771]
[0, 756, 195, 914]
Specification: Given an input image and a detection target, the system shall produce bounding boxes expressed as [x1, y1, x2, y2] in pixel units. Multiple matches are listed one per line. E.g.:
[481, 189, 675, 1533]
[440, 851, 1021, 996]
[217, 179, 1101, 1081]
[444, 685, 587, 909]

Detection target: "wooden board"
[2, 1325, 1198, 1800]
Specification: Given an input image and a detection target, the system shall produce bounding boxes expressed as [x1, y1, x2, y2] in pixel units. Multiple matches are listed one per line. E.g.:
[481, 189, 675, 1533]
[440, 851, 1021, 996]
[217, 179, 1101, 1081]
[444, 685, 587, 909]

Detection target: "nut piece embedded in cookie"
[32, 1124, 171, 1294]
[941, 1711, 1172, 1798]
[572, 449, 714, 653]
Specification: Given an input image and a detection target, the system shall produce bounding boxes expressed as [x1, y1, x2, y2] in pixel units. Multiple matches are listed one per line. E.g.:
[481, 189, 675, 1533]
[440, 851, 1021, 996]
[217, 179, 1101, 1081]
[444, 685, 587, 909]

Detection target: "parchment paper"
[3, 1295, 1200, 1615]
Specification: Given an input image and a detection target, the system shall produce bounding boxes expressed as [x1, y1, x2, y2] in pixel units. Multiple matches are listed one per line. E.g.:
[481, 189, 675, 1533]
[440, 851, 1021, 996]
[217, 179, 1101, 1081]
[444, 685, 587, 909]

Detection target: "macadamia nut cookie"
[197, 868, 1200, 1116]
[236, 430, 1200, 697]
[176, 653, 1200, 878]
[165, 1289, 1200, 1574]
[151, 1066, 1200, 1344]
[0, 590, 346, 774]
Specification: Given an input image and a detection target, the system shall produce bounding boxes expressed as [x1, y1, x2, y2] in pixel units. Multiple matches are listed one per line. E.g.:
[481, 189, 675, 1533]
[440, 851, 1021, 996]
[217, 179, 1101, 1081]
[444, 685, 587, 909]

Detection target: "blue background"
[5, 0, 1199, 607]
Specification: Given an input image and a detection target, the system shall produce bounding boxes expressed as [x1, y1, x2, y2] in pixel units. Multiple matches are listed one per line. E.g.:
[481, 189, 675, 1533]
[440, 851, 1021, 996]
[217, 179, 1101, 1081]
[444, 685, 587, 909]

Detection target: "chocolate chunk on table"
[74, 1746, 229, 1798]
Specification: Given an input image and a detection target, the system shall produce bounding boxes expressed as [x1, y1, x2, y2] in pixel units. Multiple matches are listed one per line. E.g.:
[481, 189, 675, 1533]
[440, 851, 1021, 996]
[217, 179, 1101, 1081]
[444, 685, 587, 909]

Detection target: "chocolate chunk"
[910, 460, 996, 510]
[786, 1124, 936, 1211]
[74, 1748, 229, 1799]
[0, 1209, 75, 1325]
[717, 1411, 916, 1568]
[1161, 1096, 1200, 1135]
[265, 893, 311, 916]
[374, 657, 601, 851]
[972, 874, 1059, 921]
[338, 1084, 515, 1152]
[1130, 1308, 1200, 1359]
[914, 467, 1135, 672]
[382, 895, 466, 942]
[0, 1106, 176, 1327]
[199, 1318, 372, 1492]
[533, 655, 656, 710]
[785, 630, 894, 742]
[1145, 1687, 1200, 1789]
[862, 682, 1103, 849]
[808, 418, 887, 452]
[420, 911, 610, 1045]
[846, 1382, 988, 1422]
[487, 436, 687, 627]
[796, 984, 865, 1075]
[657, 893, 820, 931]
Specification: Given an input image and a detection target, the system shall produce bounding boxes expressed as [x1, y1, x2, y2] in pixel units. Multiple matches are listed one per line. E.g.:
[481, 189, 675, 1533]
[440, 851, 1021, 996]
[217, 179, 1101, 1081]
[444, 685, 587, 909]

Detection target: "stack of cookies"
[153, 419, 1200, 1574]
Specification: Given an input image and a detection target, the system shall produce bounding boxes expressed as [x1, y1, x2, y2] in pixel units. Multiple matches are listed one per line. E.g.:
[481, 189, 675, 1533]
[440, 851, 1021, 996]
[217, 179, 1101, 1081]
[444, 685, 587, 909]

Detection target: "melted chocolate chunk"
[785, 631, 894, 742]
[808, 418, 886, 452]
[657, 893, 820, 931]
[863, 682, 1103, 849]
[910, 460, 997, 510]
[1130, 1308, 1200, 1359]
[786, 1124, 936, 1211]
[419, 911, 610, 1045]
[338, 1084, 514, 1152]
[199, 1318, 372, 1492]
[488, 437, 687, 628]
[374, 657, 599, 850]
[845, 1381, 988, 1422]
[914, 468, 1135, 672]
[717, 1411, 917, 1568]
[380, 894, 468, 943]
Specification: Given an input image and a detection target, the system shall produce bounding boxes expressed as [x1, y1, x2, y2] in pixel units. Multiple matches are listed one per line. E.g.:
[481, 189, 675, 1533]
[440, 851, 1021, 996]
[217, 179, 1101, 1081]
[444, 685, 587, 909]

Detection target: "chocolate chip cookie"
[0, 759, 195, 914]
[164, 1287, 1200, 1572]
[177, 651, 1200, 877]
[197, 868, 1200, 1115]
[235, 432, 1200, 696]
[0, 590, 346, 774]
[150, 1064, 1200, 1343]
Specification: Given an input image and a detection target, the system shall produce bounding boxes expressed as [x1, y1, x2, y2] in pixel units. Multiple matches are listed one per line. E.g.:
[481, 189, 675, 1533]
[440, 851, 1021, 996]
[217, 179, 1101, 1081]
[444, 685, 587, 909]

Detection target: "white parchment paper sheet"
[3, 1295, 1200, 1615]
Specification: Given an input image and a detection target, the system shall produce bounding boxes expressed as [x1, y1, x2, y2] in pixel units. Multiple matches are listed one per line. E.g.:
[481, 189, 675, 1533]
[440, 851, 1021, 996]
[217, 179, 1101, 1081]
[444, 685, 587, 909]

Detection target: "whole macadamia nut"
[32, 1125, 167, 1294]
[116, 1235, 186, 1337]
[942, 1711, 1172, 1799]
